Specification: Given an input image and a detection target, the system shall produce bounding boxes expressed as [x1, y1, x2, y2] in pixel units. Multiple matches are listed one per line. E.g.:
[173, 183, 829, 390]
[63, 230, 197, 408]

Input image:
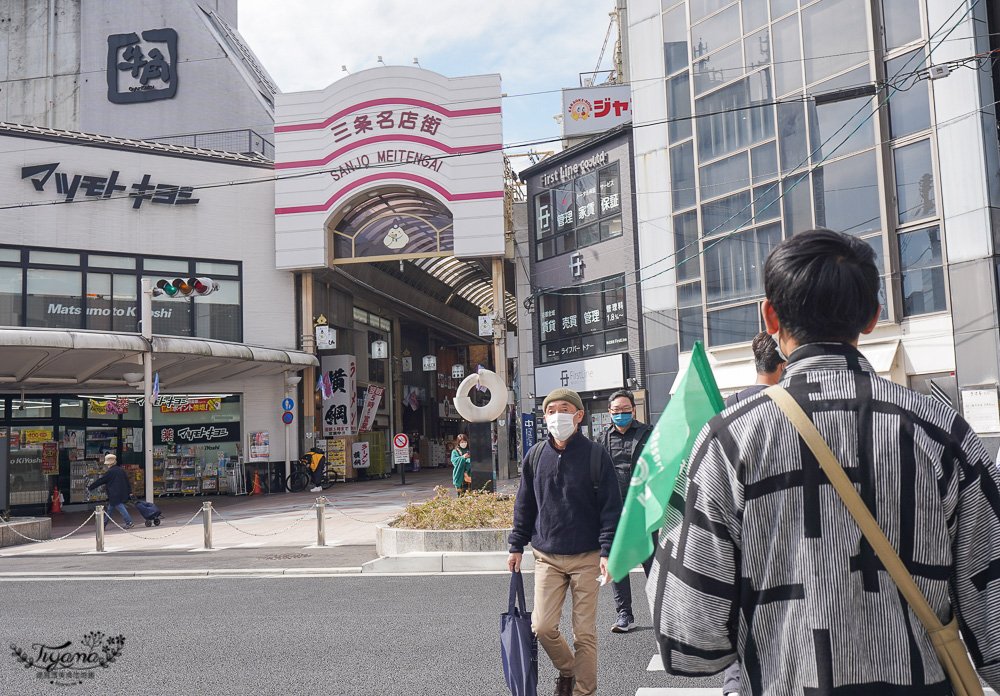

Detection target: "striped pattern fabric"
[648, 342, 1000, 695]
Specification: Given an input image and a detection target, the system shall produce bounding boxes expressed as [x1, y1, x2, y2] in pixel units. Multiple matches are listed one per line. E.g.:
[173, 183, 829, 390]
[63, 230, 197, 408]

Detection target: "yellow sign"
[89, 399, 128, 416]
[21, 428, 53, 445]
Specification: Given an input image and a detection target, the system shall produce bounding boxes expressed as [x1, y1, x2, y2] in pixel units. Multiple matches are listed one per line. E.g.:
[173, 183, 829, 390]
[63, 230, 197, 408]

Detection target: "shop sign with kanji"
[107, 29, 178, 103]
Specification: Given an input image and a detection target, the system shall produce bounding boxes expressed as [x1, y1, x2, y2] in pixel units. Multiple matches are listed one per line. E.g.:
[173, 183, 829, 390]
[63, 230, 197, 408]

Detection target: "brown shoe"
[553, 674, 574, 696]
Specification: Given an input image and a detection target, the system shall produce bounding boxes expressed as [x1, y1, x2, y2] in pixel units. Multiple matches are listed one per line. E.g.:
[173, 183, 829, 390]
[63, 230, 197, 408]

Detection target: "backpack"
[523, 439, 603, 492]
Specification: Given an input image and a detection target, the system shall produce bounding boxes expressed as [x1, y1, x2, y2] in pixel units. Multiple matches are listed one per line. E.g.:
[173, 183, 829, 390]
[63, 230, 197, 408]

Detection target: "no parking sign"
[392, 433, 409, 464]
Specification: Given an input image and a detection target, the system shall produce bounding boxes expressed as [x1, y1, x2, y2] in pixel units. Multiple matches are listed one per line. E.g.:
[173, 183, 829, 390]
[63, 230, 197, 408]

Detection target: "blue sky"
[238, 0, 619, 158]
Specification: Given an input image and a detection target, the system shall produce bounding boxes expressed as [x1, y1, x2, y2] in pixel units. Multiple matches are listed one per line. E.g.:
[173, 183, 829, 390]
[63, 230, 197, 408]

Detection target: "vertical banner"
[351, 441, 371, 469]
[321, 355, 357, 437]
[521, 414, 535, 453]
[357, 385, 385, 433]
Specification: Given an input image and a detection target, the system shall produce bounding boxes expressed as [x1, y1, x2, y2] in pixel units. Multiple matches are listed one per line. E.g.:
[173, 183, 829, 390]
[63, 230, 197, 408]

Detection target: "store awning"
[0, 328, 318, 393]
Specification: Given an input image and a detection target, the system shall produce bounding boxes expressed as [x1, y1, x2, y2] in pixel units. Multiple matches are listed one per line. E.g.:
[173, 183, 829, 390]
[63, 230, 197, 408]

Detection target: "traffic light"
[154, 277, 219, 298]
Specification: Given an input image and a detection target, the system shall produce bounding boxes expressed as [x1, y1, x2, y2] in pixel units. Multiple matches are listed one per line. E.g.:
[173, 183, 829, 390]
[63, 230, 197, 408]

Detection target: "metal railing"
[151, 129, 274, 160]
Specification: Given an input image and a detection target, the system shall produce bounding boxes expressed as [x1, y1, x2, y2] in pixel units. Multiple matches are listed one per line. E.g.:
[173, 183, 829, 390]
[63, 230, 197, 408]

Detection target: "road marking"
[161, 544, 197, 549]
[636, 690, 721, 695]
[232, 541, 267, 547]
[647, 654, 662, 671]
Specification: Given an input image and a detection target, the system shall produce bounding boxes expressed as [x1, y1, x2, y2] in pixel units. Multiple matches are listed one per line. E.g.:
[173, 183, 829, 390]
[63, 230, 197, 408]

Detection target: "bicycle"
[285, 463, 339, 493]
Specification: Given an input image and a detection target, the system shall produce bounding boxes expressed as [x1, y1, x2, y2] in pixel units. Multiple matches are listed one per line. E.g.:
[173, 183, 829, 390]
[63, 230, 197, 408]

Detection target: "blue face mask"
[611, 413, 632, 428]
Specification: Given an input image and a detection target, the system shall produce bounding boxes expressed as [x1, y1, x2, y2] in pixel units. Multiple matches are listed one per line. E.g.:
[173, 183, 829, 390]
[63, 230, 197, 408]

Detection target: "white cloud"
[237, 0, 618, 145]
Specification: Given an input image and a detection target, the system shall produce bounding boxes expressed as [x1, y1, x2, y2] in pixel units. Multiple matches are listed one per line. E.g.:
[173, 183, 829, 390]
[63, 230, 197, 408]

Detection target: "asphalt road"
[1, 572, 720, 696]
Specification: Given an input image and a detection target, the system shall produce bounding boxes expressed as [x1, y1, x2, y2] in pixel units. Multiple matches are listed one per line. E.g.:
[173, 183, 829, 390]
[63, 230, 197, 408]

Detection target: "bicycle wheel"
[321, 469, 339, 489]
[286, 471, 310, 493]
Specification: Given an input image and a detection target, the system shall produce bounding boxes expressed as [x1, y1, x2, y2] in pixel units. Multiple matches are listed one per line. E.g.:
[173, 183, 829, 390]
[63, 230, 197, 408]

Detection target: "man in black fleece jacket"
[508, 387, 622, 696]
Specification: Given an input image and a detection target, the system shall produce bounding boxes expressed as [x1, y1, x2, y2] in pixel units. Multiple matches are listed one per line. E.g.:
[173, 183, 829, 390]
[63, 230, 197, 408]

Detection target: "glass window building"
[628, 0, 1000, 456]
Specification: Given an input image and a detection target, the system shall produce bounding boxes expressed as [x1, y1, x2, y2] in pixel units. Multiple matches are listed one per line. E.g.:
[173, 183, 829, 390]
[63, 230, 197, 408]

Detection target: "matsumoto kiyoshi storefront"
[6, 394, 244, 508]
[0, 124, 317, 514]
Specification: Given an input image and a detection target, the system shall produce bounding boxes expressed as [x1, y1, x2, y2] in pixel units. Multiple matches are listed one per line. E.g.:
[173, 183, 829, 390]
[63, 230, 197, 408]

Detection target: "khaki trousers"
[531, 549, 602, 696]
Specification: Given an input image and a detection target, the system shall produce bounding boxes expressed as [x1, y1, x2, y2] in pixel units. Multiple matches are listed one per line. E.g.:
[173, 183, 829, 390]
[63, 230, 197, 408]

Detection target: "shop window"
[692, 4, 741, 59]
[26, 268, 84, 329]
[59, 398, 85, 419]
[702, 190, 752, 238]
[772, 14, 802, 96]
[743, 0, 768, 31]
[29, 250, 79, 266]
[9, 426, 51, 506]
[700, 151, 750, 200]
[599, 165, 621, 216]
[690, 0, 736, 23]
[89, 254, 136, 269]
[813, 150, 881, 236]
[894, 139, 936, 224]
[770, 0, 796, 20]
[693, 42, 743, 96]
[809, 96, 874, 162]
[883, 0, 922, 51]
[708, 303, 761, 346]
[886, 50, 932, 139]
[666, 73, 692, 143]
[695, 71, 774, 162]
[193, 278, 242, 342]
[802, 0, 868, 85]
[61, 273, 140, 332]
[575, 172, 598, 227]
[143, 258, 189, 274]
[899, 226, 946, 316]
[671, 141, 697, 211]
[539, 275, 628, 363]
[704, 223, 781, 306]
[782, 176, 813, 235]
[146, 277, 193, 337]
[600, 217, 623, 242]
[674, 211, 701, 282]
[777, 101, 808, 174]
[751, 141, 779, 184]
[0, 267, 22, 326]
[196, 261, 239, 275]
[12, 398, 53, 419]
[663, 5, 689, 75]
[745, 28, 770, 70]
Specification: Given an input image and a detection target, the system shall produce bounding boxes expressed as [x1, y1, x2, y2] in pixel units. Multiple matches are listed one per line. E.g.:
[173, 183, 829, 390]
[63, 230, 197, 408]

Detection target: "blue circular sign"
[282, 398, 294, 411]
[281, 411, 294, 425]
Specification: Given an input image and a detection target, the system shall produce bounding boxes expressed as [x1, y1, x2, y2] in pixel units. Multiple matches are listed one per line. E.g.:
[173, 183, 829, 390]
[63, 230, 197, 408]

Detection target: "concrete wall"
[0, 0, 274, 140]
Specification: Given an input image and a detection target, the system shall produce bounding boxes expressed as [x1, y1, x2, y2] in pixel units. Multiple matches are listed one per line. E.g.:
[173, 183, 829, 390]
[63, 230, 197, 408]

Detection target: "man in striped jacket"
[649, 228, 1000, 694]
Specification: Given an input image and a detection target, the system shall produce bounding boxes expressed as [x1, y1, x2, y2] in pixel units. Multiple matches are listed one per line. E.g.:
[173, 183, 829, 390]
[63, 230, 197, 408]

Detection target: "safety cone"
[50, 485, 64, 515]
[250, 471, 262, 496]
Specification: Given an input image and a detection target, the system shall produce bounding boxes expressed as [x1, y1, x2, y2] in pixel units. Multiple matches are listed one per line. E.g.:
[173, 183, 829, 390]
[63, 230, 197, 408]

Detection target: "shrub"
[389, 485, 516, 530]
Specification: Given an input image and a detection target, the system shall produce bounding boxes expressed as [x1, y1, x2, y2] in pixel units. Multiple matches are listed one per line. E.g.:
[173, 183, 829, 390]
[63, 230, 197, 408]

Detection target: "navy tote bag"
[500, 570, 538, 696]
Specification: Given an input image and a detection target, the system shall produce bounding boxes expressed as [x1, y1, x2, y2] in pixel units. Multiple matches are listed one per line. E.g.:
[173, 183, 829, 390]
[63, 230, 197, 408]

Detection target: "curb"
[0, 567, 364, 580]
[361, 551, 535, 574]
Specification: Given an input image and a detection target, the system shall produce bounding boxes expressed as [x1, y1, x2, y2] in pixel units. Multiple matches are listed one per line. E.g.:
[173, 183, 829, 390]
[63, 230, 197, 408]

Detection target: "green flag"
[607, 341, 724, 582]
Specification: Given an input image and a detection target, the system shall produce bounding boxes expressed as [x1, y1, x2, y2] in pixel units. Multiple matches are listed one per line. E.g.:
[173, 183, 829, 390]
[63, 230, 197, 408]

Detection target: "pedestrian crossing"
[638, 653, 998, 696]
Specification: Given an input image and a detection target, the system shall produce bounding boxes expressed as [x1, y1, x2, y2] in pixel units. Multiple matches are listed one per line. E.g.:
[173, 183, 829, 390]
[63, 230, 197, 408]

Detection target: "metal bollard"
[202, 501, 213, 550]
[316, 496, 326, 547]
[95, 505, 105, 552]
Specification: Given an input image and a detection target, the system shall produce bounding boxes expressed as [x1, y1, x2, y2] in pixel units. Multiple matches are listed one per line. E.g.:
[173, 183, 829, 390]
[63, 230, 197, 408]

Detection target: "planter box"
[376, 522, 512, 556]
[1, 517, 51, 548]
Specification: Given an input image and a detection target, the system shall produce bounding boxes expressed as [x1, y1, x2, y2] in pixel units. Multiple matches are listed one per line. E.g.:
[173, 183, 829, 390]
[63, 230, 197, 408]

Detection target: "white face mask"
[545, 412, 578, 441]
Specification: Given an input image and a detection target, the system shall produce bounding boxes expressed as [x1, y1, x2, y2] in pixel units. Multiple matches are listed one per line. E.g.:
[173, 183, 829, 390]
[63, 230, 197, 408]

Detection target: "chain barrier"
[0, 513, 97, 544]
[322, 504, 399, 526]
[211, 505, 316, 537]
[103, 509, 204, 541]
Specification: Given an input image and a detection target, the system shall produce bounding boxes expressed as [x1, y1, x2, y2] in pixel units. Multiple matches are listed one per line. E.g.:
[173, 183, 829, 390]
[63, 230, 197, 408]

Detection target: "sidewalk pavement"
[0, 467, 525, 579]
